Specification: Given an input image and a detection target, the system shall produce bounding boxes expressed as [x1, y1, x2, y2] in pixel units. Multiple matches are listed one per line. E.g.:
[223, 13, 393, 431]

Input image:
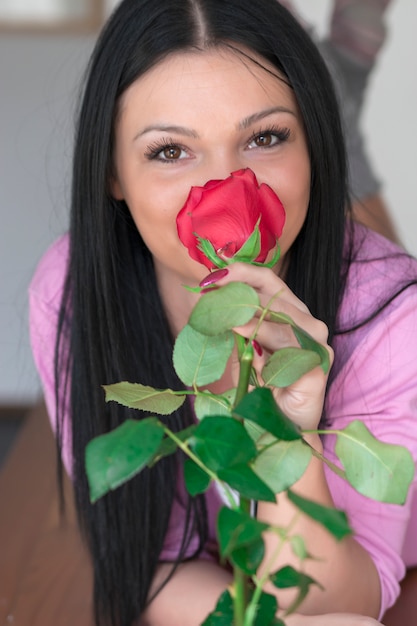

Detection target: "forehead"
[117, 46, 299, 124]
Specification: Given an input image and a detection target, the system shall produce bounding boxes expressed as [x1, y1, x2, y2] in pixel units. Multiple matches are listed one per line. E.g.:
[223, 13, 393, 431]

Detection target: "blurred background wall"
[0, 0, 416, 406]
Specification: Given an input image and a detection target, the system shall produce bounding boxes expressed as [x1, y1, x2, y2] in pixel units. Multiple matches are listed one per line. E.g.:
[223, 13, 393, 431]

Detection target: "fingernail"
[201, 286, 220, 294]
[252, 340, 263, 357]
[199, 268, 229, 287]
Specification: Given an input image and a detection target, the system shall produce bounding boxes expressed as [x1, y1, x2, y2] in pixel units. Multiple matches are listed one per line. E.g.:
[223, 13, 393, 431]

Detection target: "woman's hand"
[199, 264, 381, 617]
[202, 263, 333, 433]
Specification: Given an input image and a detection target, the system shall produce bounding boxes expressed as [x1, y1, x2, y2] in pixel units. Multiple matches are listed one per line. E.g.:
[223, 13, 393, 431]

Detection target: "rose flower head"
[176, 168, 286, 270]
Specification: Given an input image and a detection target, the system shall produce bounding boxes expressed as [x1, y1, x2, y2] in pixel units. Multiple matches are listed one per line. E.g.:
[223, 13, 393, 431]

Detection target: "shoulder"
[29, 233, 70, 313]
[28, 234, 72, 469]
[29, 233, 70, 376]
[338, 223, 417, 331]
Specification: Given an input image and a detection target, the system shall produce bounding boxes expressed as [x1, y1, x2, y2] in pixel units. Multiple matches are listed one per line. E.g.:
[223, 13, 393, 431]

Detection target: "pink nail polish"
[201, 286, 220, 295]
[199, 268, 229, 287]
[252, 340, 263, 357]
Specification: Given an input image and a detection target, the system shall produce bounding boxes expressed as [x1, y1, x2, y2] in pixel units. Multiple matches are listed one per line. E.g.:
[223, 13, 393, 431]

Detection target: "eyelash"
[143, 125, 292, 162]
[247, 125, 291, 148]
[144, 137, 185, 162]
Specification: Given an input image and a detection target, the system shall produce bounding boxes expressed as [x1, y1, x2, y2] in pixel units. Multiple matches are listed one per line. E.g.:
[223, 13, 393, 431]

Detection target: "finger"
[200, 264, 331, 360]
[201, 263, 310, 313]
[234, 312, 331, 358]
[234, 318, 298, 351]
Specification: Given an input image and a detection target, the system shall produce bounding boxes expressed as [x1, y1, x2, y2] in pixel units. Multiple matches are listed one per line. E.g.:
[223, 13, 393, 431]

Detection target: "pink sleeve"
[28, 235, 73, 476]
[325, 285, 417, 618]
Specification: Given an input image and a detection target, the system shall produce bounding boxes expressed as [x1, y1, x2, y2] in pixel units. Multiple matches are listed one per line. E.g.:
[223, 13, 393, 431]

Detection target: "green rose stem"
[231, 339, 255, 626]
[230, 295, 282, 625]
[245, 512, 301, 626]
[165, 341, 255, 626]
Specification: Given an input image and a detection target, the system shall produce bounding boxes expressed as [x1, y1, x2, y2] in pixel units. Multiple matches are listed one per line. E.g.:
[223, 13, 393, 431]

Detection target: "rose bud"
[176, 168, 286, 270]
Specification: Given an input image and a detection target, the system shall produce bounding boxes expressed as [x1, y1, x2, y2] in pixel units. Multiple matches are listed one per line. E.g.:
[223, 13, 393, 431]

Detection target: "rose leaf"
[247, 591, 280, 626]
[253, 437, 312, 493]
[184, 458, 211, 496]
[103, 382, 185, 415]
[234, 387, 302, 441]
[229, 537, 265, 576]
[201, 590, 234, 626]
[217, 506, 269, 557]
[287, 489, 352, 540]
[270, 565, 322, 615]
[173, 324, 234, 386]
[335, 420, 415, 504]
[191, 415, 257, 472]
[86, 418, 165, 502]
[189, 282, 259, 335]
[262, 347, 321, 388]
[194, 389, 235, 420]
[218, 464, 276, 502]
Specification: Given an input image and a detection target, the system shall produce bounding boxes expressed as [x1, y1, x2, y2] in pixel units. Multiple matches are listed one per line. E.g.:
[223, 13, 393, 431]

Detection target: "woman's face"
[112, 47, 311, 287]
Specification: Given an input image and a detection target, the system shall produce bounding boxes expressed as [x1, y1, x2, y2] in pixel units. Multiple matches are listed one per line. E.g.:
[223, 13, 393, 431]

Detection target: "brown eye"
[144, 140, 188, 162]
[247, 127, 291, 151]
[162, 145, 182, 159]
[254, 133, 273, 147]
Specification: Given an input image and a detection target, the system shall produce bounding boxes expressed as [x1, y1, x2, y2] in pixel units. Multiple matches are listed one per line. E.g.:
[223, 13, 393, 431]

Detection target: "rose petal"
[176, 168, 286, 269]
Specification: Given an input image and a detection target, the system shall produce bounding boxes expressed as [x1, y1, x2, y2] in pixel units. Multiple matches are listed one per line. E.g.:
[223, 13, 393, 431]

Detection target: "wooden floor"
[0, 401, 93, 626]
[1, 401, 415, 625]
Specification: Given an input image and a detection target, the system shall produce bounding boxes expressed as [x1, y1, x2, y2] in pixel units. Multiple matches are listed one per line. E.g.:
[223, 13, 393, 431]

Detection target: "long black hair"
[56, 1, 357, 624]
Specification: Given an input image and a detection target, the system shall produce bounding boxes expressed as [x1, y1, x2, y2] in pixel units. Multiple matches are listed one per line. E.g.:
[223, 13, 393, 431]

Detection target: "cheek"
[125, 180, 191, 255]
[274, 161, 311, 254]
[121, 172, 177, 228]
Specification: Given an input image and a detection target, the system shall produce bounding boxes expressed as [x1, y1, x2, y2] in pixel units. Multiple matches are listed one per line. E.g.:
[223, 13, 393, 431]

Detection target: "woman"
[29, 0, 417, 624]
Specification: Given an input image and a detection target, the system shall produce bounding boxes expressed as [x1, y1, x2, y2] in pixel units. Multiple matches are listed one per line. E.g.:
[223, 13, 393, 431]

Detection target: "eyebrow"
[238, 106, 296, 129]
[133, 106, 296, 142]
[134, 125, 199, 141]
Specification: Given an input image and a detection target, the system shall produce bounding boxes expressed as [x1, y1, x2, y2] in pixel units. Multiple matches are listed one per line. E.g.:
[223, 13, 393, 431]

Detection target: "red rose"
[176, 168, 286, 270]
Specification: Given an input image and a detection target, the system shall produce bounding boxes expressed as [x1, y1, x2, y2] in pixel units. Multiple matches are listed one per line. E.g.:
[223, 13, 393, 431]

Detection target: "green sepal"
[196, 218, 263, 268]
[229, 217, 262, 264]
[196, 236, 228, 269]
[251, 243, 281, 269]
[197, 224, 280, 270]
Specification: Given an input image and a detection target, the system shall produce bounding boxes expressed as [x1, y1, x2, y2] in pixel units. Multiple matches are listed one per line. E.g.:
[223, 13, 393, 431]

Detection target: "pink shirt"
[29, 225, 417, 617]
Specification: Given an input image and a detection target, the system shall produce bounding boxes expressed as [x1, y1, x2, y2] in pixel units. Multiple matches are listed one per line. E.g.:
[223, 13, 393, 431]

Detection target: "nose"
[197, 151, 245, 185]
